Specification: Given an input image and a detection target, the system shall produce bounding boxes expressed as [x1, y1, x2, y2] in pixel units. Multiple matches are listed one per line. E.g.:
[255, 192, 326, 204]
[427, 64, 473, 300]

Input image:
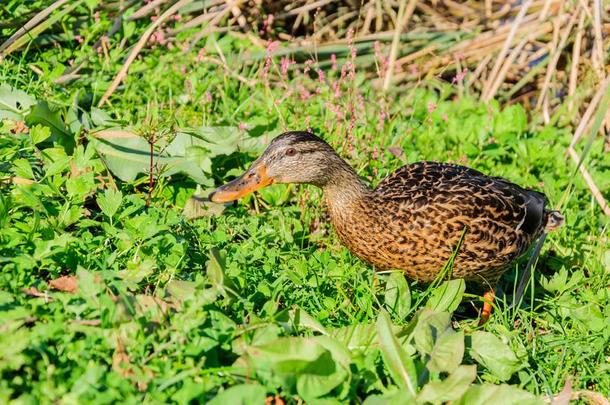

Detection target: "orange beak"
[209, 163, 274, 203]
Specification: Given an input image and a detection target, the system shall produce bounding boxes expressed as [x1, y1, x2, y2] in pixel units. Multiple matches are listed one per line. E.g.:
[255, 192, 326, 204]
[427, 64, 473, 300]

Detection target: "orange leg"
[478, 289, 495, 326]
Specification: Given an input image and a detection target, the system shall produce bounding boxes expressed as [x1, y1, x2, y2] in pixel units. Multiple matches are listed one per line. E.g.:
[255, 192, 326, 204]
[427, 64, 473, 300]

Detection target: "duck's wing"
[374, 161, 548, 236]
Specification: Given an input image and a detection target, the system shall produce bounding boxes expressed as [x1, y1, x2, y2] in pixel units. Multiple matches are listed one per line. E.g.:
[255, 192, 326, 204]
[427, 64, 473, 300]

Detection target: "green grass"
[1, 5, 609, 404]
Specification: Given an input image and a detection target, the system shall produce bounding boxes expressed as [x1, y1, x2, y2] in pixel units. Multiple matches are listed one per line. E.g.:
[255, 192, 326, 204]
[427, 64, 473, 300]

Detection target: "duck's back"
[337, 161, 559, 285]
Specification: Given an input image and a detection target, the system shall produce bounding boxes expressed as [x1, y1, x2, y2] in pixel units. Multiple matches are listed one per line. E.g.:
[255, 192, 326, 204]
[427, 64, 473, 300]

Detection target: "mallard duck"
[210, 131, 564, 322]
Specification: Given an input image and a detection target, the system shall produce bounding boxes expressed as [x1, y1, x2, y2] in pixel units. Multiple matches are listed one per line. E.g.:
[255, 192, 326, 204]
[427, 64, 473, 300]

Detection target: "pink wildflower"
[261, 40, 280, 80]
[151, 15, 157, 22]
[374, 41, 388, 78]
[238, 122, 247, 131]
[74, 35, 84, 43]
[442, 113, 449, 122]
[94, 11, 100, 23]
[280, 56, 292, 76]
[197, 48, 205, 62]
[409, 64, 418, 75]
[330, 54, 337, 70]
[174, 14, 182, 21]
[427, 102, 437, 113]
[205, 91, 212, 103]
[452, 68, 468, 84]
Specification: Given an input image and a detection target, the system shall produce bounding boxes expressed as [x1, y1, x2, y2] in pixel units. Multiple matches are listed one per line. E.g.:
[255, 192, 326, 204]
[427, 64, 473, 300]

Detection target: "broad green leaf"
[96, 188, 123, 219]
[26, 102, 74, 153]
[164, 280, 197, 301]
[12, 158, 35, 180]
[425, 279, 465, 313]
[28, 124, 51, 145]
[454, 383, 544, 405]
[329, 323, 378, 351]
[0, 84, 36, 120]
[413, 309, 452, 356]
[207, 384, 266, 405]
[258, 184, 292, 206]
[376, 310, 417, 397]
[90, 128, 250, 185]
[469, 331, 524, 381]
[206, 248, 238, 295]
[363, 389, 414, 405]
[384, 272, 411, 320]
[289, 306, 329, 335]
[236, 336, 349, 400]
[427, 329, 464, 374]
[417, 365, 477, 404]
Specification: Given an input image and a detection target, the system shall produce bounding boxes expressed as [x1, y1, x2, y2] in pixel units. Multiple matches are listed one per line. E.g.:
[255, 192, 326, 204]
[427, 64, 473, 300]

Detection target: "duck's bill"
[209, 163, 274, 203]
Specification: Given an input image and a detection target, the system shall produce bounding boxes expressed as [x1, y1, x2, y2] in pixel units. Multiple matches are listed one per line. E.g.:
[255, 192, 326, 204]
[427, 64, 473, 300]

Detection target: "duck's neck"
[322, 161, 374, 213]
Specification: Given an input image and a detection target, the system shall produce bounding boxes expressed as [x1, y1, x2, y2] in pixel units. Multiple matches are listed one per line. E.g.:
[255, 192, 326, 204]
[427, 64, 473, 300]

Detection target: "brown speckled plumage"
[210, 131, 564, 289]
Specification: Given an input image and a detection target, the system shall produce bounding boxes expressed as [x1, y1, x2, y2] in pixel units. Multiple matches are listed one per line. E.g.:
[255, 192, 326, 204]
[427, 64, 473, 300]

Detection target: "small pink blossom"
[238, 122, 247, 131]
[94, 11, 100, 23]
[197, 48, 205, 62]
[442, 113, 449, 122]
[151, 15, 158, 22]
[174, 14, 182, 21]
[74, 35, 83, 43]
[261, 40, 280, 80]
[205, 91, 212, 103]
[372, 146, 378, 160]
[297, 84, 311, 100]
[180, 65, 187, 74]
[452, 68, 468, 84]
[280, 56, 293, 76]
[330, 54, 337, 70]
[409, 64, 418, 75]
[374, 41, 388, 78]
[427, 102, 437, 113]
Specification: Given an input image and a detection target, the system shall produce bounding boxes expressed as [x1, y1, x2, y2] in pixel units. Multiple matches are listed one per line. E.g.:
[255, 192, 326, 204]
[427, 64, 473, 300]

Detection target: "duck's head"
[209, 131, 347, 203]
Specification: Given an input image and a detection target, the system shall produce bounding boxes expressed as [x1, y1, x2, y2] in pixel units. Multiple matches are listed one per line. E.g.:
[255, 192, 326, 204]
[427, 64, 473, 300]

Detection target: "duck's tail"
[543, 210, 564, 232]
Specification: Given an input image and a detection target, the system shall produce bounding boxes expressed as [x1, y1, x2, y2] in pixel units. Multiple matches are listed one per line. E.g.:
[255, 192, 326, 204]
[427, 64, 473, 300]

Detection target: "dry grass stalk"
[0, 0, 70, 57]
[568, 147, 610, 216]
[383, 0, 417, 91]
[98, 0, 194, 107]
[481, 0, 533, 101]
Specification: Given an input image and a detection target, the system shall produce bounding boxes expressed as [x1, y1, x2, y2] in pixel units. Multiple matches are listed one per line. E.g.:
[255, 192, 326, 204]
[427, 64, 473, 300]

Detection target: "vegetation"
[0, 1, 609, 403]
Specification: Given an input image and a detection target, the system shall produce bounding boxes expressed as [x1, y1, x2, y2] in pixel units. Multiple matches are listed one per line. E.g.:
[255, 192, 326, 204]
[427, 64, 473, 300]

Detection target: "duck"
[209, 131, 564, 323]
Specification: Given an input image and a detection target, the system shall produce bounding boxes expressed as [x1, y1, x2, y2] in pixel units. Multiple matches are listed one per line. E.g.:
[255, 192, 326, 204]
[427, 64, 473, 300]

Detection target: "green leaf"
[384, 272, 411, 320]
[89, 128, 249, 185]
[427, 329, 464, 374]
[376, 310, 417, 397]
[12, 158, 35, 180]
[236, 336, 349, 400]
[26, 101, 74, 153]
[96, 188, 123, 219]
[208, 384, 267, 405]
[413, 309, 452, 356]
[206, 248, 238, 295]
[469, 331, 524, 381]
[454, 383, 544, 405]
[417, 365, 477, 404]
[0, 84, 36, 120]
[28, 124, 51, 145]
[363, 389, 414, 405]
[425, 279, 465, 313]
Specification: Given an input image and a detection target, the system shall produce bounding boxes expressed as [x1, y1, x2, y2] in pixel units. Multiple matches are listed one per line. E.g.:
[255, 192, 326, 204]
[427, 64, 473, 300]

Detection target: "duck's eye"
[285, 148, 297, 156]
